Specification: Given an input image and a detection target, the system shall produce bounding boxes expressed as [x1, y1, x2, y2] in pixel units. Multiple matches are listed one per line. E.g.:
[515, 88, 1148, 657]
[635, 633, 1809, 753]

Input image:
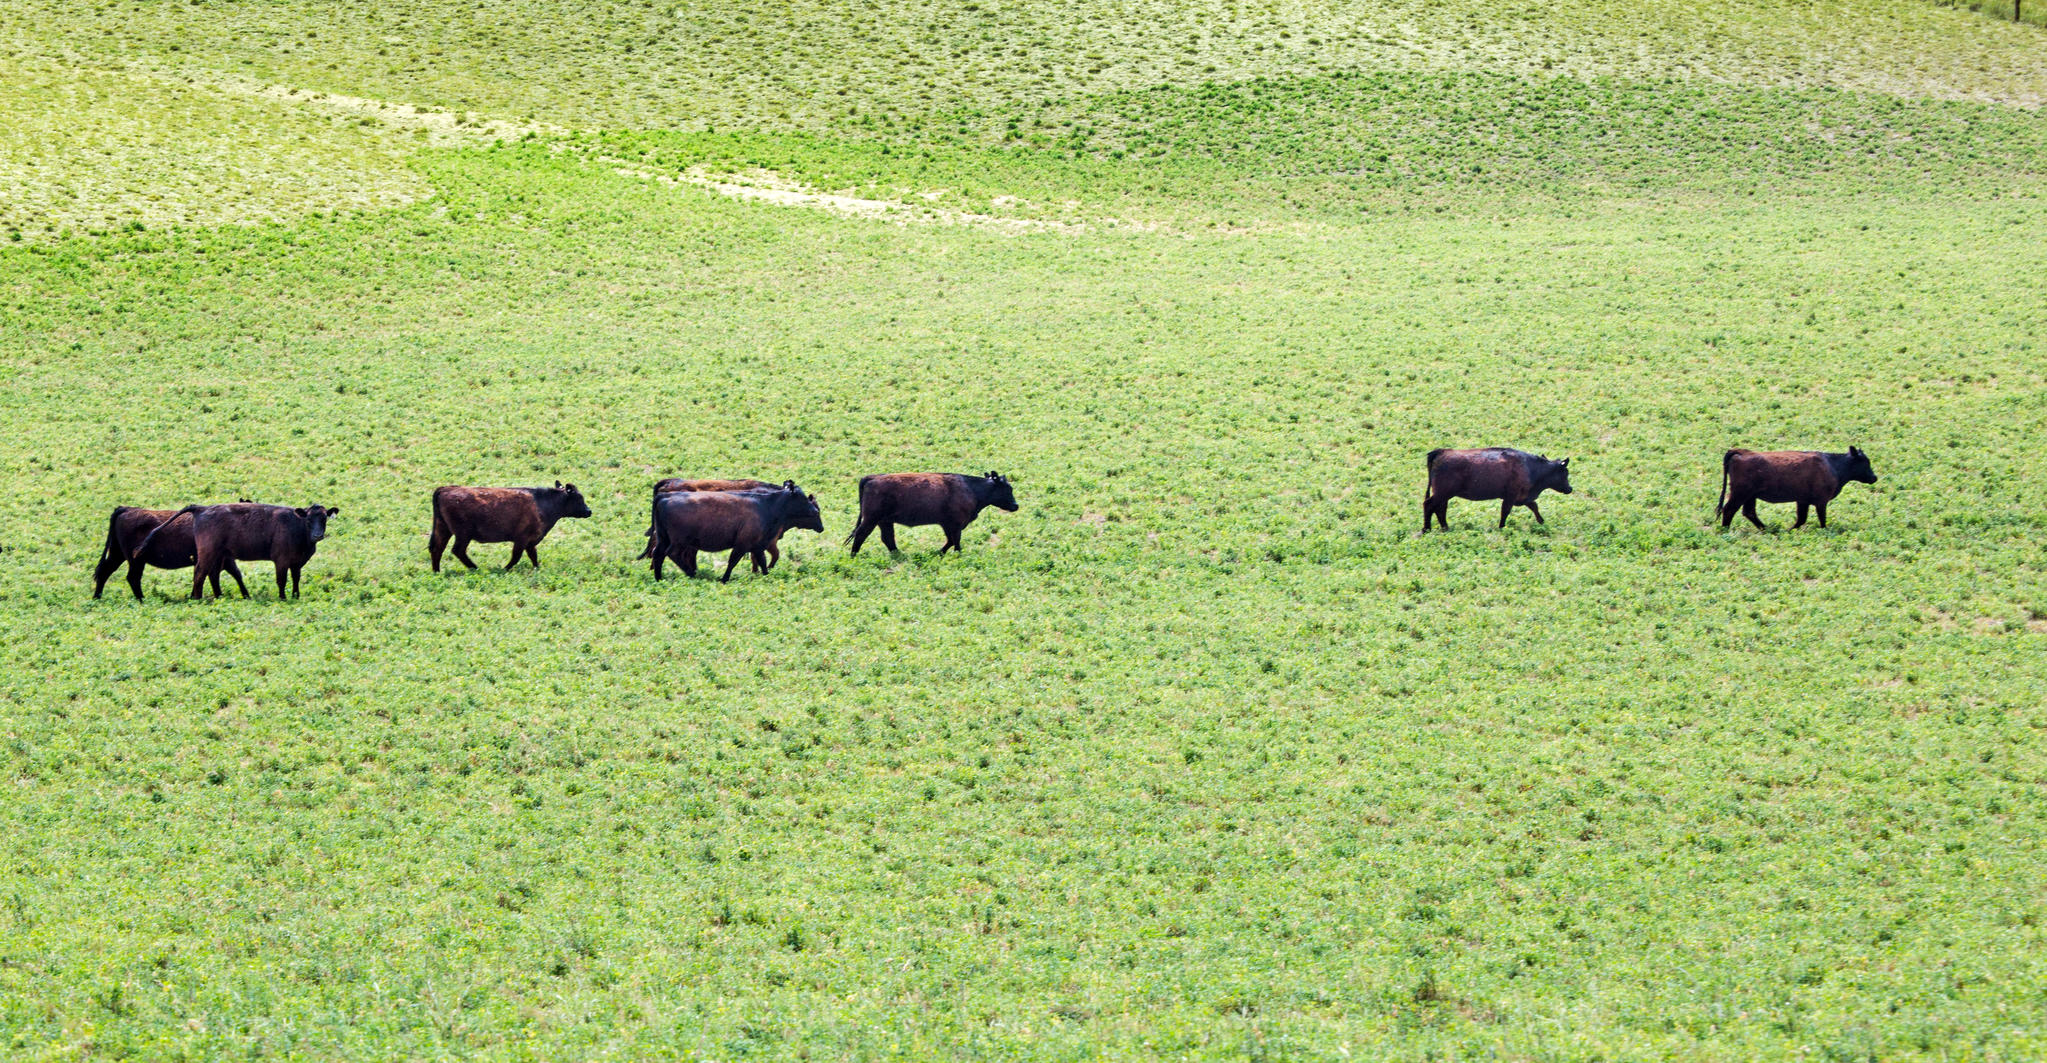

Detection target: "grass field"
[2, 1, 2045, 1059]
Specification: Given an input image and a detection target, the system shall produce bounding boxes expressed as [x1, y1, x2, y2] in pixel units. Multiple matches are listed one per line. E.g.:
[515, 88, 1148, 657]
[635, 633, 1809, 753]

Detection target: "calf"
[650, 485, 823, 582]
[637, 478, 787, 562]
[848, 472, 1018, 555]
[134, 502, 339, 599]
[431, 481, 592, 572]
[1423, 448, 1573, 531]
[92, 506, 247, 600]
[1719, 447, 1876, 529]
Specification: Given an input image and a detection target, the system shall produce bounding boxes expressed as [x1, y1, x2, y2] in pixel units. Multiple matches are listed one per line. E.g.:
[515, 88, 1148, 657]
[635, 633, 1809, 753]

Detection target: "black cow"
[135, 502, 339, 599]
[847, 472, 1018, 555]
[1423, 448, 1573, 531]
[430, 481, 591, 571]
[650, 486, 823, 582]
[637, 478, 789, 562]
[1719, 447, 1877, 529]
[92, 506, 247, 600]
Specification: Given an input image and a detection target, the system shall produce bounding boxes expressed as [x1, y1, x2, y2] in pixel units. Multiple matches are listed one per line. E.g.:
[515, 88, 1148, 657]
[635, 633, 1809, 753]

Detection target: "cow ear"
[555, 480, 563, 489]
[295, 507, 307, 517]
[327, 506, 341, 516]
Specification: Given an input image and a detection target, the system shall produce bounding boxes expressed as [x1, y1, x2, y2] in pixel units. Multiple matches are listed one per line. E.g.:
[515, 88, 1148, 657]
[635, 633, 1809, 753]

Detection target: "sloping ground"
[0, 57, 427, 238]
[581, 72, 2047, 234]
[2, 0, 2042, 134]
[1, 145, 2045, 1060]
[1, 0, 2041, 236]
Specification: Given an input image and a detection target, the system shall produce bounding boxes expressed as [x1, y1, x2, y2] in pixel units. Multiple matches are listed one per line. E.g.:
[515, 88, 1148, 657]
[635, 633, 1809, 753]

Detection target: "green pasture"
[2, 0, 2045, 1058]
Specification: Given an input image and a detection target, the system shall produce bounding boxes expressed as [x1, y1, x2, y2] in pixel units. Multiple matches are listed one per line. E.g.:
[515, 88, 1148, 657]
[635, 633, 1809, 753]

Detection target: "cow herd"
[89, 448, 1877, 601]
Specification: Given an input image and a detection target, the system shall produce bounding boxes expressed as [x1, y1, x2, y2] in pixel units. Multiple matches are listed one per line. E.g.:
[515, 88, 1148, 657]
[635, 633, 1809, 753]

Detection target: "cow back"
[654, 478, 777, 496]
[1727, 450, 1840, 504]
[119, 508, 197, 566]
[197, 503, 307, 561]
[434, 486, 543, 542]
[654, 491, 771, 551]
[859, 473, 972, 526]
[1428, 448, 1534, 502]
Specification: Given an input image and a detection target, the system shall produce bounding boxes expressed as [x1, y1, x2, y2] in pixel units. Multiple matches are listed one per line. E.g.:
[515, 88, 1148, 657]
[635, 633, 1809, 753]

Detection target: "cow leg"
[92, 553, 124, 599]
[765, 540, 781, 570]
[940, 524, 963, 554]
[1420, 495, 1435, 534]
[1526, 500, 1544, 524]
[452, 537, 478, 570]
[526, 545, 541, 569]
[124, 562, 147, 601]
[1498, 500, 1513, 530]
[751, 549, 770, 574]
[275, 565, 289, 600]
[651, 546, 666, 581]
[680, 547, 699, 579]
[1430, 498, 1450, 531]
[224, 560, 248, 600]
[1816, 502, 1828, 528]
[429, 522, 449, 572]
[880, 523, 901, 552]
[291, 565, 302, 599]
[1793, 502, 1809, 529]
[1742, 499, 1765, 530]
[849, 518, 875, 556]
[720, 549, 745, 582]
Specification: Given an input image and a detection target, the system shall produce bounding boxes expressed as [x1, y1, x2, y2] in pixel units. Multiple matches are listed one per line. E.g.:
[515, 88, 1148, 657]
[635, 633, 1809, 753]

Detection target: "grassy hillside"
[2, 0, 2045, 1059]
[1, 0, 2043, 235]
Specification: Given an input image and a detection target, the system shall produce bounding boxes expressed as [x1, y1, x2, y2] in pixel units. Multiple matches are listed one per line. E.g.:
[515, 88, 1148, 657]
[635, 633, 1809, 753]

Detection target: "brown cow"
[134, 502, 339, 600]
[1718, 447, 1876, 529]
[430, 482, 592, 572]
[847, 472, 1018, 555]
[650, 485, 824, 582]
[636, 478, 786, 562]
[92, 506, 247, 600]
[1422, 448, 1573, 532]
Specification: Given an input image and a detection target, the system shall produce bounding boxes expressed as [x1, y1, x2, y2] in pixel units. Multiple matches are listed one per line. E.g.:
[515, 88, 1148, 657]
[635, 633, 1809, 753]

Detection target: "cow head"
[1540, 457, 1574, 495]
[781, 489, 825, 533]
[556, 481, 593, 518]
[296, 505, 338, 542]
[1844, 446, 1877, 484]
[980, 471, 1019, 512]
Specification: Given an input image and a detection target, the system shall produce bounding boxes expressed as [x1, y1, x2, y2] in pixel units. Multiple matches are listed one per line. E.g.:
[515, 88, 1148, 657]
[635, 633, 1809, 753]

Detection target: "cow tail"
[1423, 449, 1446, 500]
[1717, 450, 1734, 518]
[100, 507, 129, 566]
[130, 505, 203, 560]
[648, 490, 668, 564]
[842, 476, 875, 545]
